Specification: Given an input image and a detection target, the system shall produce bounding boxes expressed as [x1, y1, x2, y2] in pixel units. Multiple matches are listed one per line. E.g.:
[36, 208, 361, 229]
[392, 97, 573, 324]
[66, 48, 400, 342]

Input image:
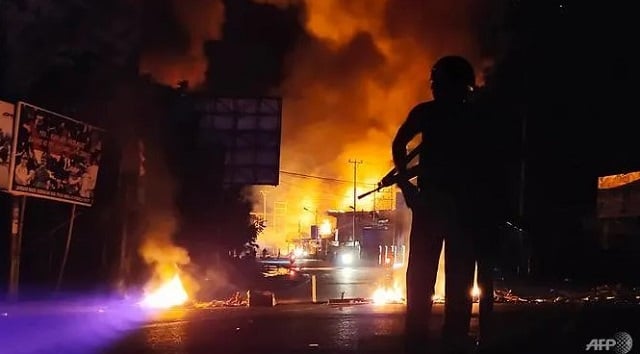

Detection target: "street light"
[303, 207, 318, 225]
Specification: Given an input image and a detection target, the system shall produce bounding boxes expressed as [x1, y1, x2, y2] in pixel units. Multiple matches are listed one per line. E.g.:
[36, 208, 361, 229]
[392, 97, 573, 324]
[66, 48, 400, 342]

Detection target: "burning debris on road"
[493, 284, 640, 305]
[139, 274, 189, 309]
[193, 291, 249, 309]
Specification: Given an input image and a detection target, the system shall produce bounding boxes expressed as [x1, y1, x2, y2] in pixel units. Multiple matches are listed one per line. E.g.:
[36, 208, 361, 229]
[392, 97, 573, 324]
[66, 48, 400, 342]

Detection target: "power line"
[279, 170, 375, 186]
[276, 180, 356, 200]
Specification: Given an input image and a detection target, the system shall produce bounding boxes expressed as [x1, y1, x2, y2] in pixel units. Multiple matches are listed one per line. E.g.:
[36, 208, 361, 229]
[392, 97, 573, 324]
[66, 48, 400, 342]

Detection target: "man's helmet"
[430, 56, 476, 90]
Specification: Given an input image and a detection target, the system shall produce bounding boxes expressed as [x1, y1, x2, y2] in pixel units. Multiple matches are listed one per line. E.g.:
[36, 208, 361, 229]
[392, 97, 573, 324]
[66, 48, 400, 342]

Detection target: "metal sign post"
[56, 203, 77, 292]
[8, 195, 26, 301]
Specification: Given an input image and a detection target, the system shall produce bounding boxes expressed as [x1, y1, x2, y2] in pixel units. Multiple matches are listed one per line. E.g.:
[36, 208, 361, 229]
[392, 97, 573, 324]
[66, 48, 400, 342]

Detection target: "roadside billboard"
[8, 102, 106, 206]
[0, 101, 14, 189]
[597, 171, 640, 218]
[194, 97, 282, 186]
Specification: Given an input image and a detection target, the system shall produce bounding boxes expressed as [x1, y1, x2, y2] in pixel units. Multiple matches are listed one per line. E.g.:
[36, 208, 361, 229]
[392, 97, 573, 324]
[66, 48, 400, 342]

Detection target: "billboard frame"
[8, 101, 106, 206]
[0, 100, 15, 190]
[597, 171, 640, 218]
[195, 96, 282, 186]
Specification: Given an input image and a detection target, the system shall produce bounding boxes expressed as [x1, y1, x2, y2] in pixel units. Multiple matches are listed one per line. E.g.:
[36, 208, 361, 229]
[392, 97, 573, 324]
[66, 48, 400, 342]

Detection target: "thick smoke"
[260, 1, 501, 301]
[139, 0, 225, 87]
[255, 0, 502, 250]
[136, 0, 503, 251]
[136, 137, 200, 294]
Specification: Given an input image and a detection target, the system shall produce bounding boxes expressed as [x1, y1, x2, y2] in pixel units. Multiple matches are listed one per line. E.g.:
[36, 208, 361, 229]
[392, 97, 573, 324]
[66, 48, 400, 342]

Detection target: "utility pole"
[372, 191, 377, 223]
[520, 70, 532, 277]
[348, 159, 363, 244]
[519, 111, 527, 219]
[520, 106, 531, 277]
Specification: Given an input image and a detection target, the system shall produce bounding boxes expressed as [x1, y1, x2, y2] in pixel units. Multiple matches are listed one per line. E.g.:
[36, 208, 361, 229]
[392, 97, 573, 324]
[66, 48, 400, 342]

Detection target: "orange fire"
[432, 241, 481, 302]
[319, 219, 332, 236]
[372, 286, 404, 305]
[140, 274, 189, 309]
[252, 0, 489, 252]
[376, 241, 481, 304]
[471, 262, 481, 299]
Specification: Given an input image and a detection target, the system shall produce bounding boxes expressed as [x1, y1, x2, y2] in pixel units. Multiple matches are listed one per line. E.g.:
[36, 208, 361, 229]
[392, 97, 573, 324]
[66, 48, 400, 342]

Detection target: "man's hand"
[398, 180, 421, 209]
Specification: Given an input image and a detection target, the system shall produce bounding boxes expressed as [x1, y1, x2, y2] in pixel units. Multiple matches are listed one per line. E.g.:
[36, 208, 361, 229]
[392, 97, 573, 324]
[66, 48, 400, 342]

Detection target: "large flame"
[432, 241, 481, 302]
[135, 0, 496, 303]
[252, 0, 491, 251]
[140, 274, 189, 309]
[133, 0, 495, 251]
[375, 240, 481, 304]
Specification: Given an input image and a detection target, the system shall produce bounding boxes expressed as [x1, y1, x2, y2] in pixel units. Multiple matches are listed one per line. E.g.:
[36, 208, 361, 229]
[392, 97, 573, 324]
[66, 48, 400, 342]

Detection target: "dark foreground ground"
[1, 300, 638, 354]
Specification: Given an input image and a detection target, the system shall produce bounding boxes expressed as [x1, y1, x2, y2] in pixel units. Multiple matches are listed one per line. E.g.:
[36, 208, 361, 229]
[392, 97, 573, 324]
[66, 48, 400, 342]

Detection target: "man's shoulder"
[408, 101, 438, 120]
[410, 101, 437, 113]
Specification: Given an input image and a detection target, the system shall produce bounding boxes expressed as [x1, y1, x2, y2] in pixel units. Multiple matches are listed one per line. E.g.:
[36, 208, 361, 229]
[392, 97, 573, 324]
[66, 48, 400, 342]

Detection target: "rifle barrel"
[357, 143, 422, 200]
[357, 165, 420, 199]
[379, 143, 422, 183]
[357, 187, 379, 200]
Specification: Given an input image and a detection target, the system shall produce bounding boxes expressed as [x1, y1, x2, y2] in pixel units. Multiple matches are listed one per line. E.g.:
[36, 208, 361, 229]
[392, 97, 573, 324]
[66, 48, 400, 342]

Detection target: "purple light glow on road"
[0, 296, 160, 354]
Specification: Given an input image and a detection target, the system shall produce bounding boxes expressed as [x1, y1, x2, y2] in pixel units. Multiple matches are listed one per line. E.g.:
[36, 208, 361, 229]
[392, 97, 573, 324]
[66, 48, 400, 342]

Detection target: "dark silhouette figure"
[392, 55, 497, 353]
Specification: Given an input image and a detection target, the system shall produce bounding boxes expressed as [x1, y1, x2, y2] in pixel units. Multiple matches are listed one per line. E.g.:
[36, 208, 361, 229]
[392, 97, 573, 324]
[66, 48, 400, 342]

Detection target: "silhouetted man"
[393, 55, 488, 353]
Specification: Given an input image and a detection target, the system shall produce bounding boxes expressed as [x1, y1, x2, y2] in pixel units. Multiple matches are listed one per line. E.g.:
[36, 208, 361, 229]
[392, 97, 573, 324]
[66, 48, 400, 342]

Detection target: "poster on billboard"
[0, 101, 15, 189]
[8, 102, 105, 206]
[597, 171, 640, 218]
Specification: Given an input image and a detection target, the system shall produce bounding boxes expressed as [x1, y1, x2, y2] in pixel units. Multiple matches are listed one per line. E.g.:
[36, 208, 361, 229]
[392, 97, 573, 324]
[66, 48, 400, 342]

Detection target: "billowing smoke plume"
[138, 208, 195, 293]
[136, 0, 503, 251]
[255, 0, 502, 250]
[139, 0, 225, 87]
[136, 136, 197, 295]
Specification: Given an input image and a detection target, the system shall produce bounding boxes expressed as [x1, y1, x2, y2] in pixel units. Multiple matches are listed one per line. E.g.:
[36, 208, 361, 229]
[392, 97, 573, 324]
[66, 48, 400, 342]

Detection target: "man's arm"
[392, 106, 421, 177]
[391, 107, 422, 209]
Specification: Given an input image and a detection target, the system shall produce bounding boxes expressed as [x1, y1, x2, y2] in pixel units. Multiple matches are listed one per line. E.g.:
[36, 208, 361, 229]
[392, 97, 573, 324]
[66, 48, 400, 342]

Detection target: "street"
[103, 303, 639, 354]
[271, 261, 394, 303]
[3, 301, 635, 354]
[1, 264, 638, 354]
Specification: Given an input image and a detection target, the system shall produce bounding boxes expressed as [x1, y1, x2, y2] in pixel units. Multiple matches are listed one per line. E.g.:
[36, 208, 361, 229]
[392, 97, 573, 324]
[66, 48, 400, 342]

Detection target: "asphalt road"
[2, 264, 639, 354]
[2, 298, 638, 354]
[273, 263, 393, 303]
[102, 302, 638, 354]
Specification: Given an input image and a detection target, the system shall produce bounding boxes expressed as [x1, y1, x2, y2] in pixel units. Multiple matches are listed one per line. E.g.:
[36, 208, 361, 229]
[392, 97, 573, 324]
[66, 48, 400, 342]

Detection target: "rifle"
[357, 143, 422, 200]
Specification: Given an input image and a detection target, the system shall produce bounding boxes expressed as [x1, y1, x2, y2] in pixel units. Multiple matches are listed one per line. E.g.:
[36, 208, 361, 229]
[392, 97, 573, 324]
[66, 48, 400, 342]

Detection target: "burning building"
[323, 191, 410, 264]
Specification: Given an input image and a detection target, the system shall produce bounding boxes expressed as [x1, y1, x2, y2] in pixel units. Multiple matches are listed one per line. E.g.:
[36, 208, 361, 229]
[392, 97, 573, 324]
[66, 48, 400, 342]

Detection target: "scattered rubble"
[328, 297, 369, 305]
[494, 289, 528, 303]
[193, 291, 249, 308]
[493, 284, 640, 305]
[189, 283, 640, 309]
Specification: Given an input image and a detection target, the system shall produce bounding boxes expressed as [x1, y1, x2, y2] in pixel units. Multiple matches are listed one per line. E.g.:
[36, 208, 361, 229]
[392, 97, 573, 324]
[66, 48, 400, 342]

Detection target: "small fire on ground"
[373, 243, 482, 305]
[139, 274, 189, 309]
[372, 286, 404, 305]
